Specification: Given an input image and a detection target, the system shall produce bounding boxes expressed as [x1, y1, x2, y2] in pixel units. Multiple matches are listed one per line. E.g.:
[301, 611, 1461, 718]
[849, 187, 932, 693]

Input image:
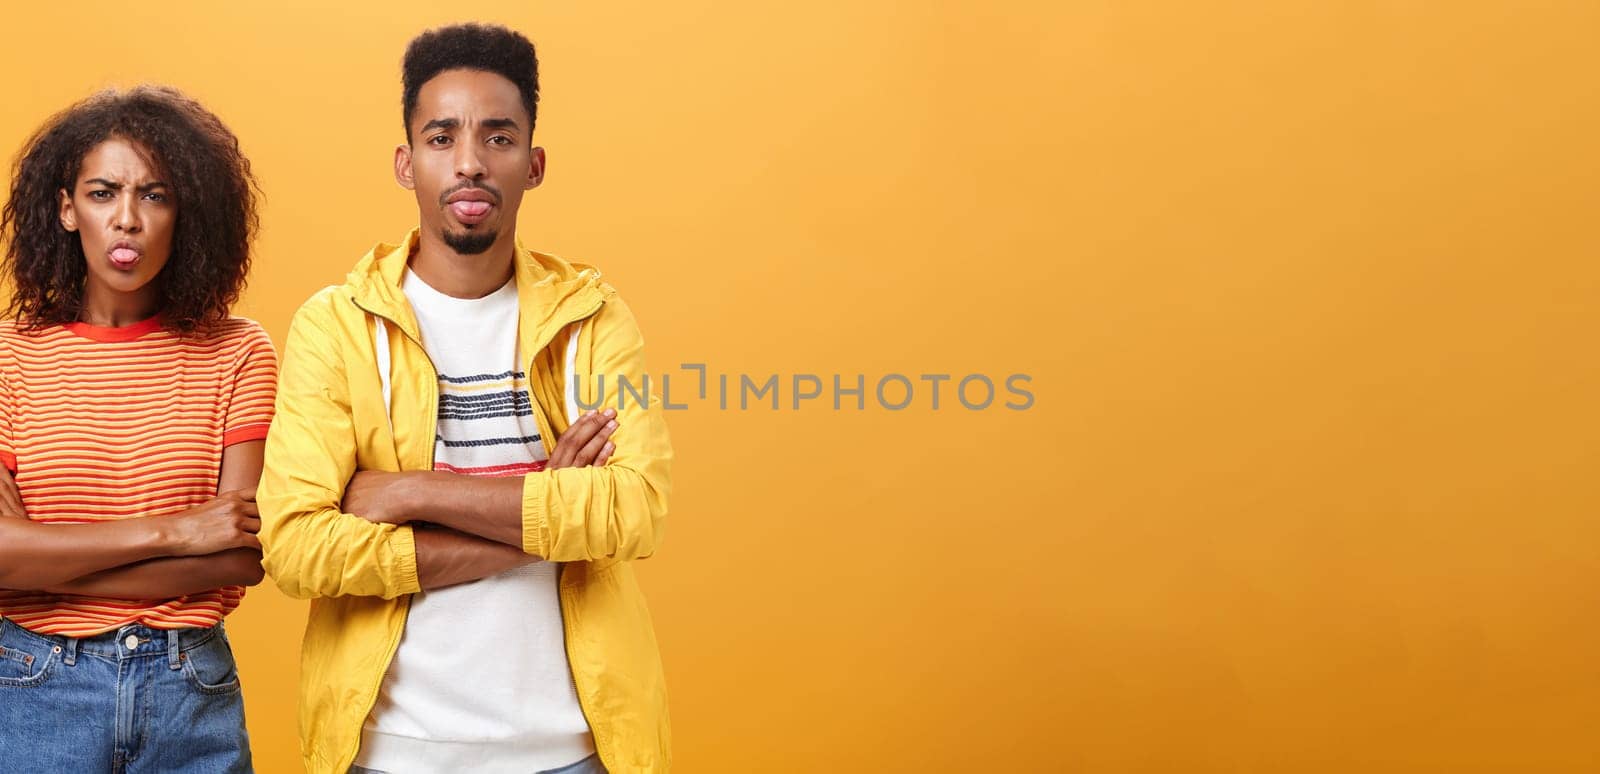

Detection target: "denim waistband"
[1, 619, 224, 670]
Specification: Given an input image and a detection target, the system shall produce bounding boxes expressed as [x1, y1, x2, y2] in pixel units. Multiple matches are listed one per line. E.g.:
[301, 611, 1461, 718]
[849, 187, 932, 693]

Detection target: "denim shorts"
[0, 617, 252, 773]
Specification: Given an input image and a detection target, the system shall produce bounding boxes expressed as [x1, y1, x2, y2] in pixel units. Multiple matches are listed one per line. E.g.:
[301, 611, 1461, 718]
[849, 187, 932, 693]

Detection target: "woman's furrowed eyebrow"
[81, 178, 168, 191]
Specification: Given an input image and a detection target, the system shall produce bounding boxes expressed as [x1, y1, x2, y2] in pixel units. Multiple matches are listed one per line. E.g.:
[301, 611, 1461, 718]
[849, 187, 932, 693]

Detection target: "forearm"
[400, 464, 669, 563]
[0, 517, 186, 589]
[414, 524, 538, 589]
[400, 472, 525, 548]
[42, 548, 264, 599]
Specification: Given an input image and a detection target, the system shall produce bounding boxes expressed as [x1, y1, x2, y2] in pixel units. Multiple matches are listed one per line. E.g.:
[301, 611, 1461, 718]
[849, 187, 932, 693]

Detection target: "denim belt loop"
[61, 634, 78, 666]
[167, 628, 182, 670]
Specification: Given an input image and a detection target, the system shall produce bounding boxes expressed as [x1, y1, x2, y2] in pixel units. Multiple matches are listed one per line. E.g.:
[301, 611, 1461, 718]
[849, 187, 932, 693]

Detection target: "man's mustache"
[439, 182, 503, 206]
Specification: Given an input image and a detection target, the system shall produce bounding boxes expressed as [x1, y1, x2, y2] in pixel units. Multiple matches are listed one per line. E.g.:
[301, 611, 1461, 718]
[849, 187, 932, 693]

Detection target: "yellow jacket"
[258, 228, 672, 773]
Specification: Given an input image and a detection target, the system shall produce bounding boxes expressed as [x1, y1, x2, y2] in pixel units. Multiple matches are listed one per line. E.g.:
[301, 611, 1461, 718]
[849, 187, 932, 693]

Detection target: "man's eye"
[429, 135, 452, 146]
[489, 136, 512, 145]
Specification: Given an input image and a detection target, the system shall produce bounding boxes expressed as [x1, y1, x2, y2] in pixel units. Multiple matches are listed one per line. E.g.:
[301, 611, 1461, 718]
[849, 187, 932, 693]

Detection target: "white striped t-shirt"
[357, 269, 594, 774]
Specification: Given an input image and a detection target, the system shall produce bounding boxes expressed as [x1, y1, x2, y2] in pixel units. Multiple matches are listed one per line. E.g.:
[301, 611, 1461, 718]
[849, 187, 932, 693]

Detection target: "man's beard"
[442, 227, 498, 255]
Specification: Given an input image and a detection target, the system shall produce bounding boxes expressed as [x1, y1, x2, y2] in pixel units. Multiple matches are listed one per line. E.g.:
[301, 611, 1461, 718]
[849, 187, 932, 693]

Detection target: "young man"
[258, 24, 673, 774]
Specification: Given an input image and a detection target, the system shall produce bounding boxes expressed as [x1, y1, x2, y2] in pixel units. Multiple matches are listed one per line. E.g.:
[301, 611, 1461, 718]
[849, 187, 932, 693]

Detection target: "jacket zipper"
[349, 297, 444, 467]
[345, 296, 442, 772]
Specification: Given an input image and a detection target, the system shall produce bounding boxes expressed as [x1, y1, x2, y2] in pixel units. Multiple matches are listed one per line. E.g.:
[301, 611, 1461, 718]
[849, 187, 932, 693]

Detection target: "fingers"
[0, 468, 25, 518]
[0, 487, 24, 519]
[228, 516, 262, 552]
[557, 411, 607, 464]
[594, 442, 615, 467]
[217, 488, 255, 501]
[210, 493, 258, 518]
[573, 418, 618, 466]
[551, 410, 617, 469]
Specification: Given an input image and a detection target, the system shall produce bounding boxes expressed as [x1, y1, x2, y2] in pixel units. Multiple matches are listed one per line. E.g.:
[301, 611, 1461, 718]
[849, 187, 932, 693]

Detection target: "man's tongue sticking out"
[451, 200, 491, 223]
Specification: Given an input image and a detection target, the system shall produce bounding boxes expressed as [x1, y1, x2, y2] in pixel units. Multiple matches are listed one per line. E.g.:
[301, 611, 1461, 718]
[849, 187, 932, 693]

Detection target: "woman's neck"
[79, 282, 160, 327]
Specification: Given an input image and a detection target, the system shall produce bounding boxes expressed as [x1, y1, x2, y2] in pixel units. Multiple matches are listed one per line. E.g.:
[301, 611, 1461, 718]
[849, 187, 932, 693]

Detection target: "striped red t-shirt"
[0, 315, 277, 636]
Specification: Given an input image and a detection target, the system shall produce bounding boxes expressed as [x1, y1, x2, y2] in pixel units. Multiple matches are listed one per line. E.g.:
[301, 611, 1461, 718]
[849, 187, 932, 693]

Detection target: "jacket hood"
[342, 227, 614, 355]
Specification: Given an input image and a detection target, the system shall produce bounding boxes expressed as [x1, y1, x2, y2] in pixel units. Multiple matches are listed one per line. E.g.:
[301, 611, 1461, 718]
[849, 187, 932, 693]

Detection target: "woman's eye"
[145, 193, 167, 203]
[88, 190, 113, 200]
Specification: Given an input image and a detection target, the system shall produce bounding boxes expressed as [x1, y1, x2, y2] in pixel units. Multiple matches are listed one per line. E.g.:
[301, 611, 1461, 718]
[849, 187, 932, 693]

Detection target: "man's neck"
[408, 228, 517, 299]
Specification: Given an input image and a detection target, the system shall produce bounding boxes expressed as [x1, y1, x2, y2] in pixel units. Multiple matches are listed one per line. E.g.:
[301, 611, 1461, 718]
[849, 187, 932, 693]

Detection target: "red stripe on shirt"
[432, 460, 548, 477]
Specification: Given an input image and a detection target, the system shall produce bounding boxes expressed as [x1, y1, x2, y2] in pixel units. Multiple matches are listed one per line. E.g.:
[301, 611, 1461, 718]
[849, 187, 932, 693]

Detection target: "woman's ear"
[59, 188, 78, 232]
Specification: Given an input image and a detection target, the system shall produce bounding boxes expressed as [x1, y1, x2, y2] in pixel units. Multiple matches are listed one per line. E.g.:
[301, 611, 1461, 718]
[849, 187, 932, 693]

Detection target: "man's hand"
[548, 408, 618, 469]
[0, 465, 26, 519]
[342, 470, 415, 525]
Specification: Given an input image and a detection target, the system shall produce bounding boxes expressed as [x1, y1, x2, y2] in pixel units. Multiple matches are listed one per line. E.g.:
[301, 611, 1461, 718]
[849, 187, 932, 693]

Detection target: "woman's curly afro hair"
[1, 85, 259, 334]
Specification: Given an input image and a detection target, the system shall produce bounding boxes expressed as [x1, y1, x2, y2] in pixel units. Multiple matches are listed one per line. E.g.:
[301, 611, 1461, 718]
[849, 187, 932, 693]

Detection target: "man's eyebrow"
[420, 117, 461, 134]
[481, 117, 522, 131]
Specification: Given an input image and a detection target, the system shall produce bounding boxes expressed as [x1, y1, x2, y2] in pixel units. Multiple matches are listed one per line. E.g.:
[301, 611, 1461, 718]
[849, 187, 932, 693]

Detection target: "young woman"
[0, 86, 272, 772]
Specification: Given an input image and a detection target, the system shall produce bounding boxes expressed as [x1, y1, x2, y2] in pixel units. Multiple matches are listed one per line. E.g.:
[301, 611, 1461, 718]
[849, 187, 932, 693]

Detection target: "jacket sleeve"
[522, 293, 673, 562]
[258, 294, 421, 599]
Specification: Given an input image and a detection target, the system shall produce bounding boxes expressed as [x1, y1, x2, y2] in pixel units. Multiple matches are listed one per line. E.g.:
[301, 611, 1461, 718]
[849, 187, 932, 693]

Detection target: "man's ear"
[526, 146, 546, 191]
[394, 143, 416, 190]
[58, 188, 77, 232]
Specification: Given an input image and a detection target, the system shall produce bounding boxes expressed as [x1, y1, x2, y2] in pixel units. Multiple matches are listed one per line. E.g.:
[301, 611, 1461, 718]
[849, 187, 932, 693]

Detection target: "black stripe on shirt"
[437, 370, 526, 385]
[438, 408, 536, 421]
[435, 434, 543, 448]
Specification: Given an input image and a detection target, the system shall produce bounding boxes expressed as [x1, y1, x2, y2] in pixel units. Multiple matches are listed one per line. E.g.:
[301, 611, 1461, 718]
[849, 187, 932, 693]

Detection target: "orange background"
[3, 2, 1598, 772]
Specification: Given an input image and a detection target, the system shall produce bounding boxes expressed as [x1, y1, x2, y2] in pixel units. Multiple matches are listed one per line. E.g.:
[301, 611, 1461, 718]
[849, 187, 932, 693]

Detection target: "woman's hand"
[167, 489, 262, 555]
[0, 465, 25, 519]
